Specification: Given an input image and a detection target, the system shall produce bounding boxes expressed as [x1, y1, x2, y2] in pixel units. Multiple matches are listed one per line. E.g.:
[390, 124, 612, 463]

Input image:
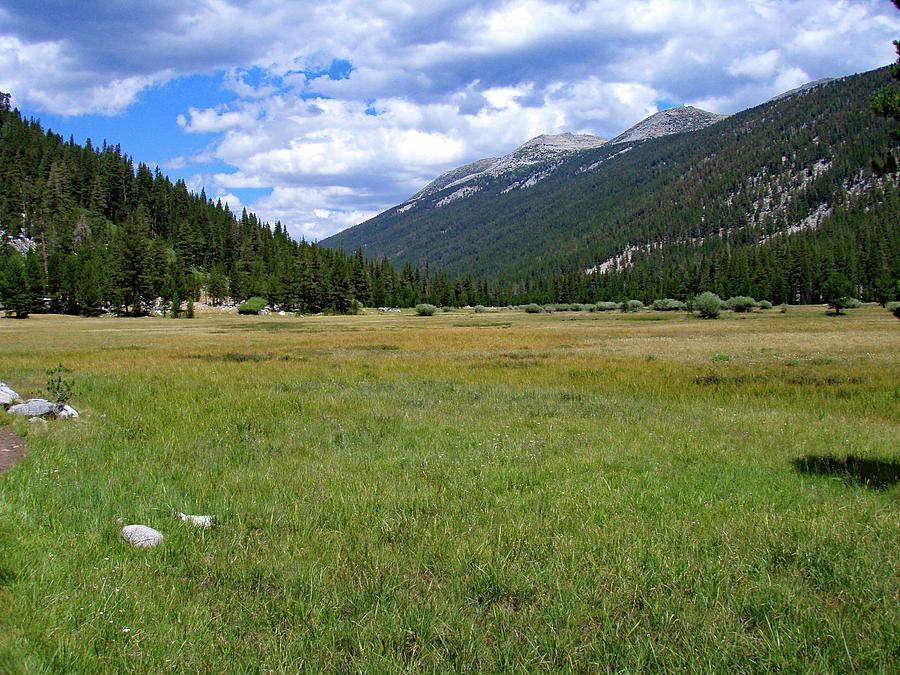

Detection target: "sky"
[1, 1, 898, 241]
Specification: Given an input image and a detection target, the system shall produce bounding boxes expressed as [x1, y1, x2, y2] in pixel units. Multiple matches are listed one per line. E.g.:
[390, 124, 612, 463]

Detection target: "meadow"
[0, 306, 897, 673]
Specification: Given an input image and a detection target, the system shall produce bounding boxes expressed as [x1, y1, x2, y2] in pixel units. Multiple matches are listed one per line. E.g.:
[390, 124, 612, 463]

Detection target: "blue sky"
[1, 0, 898, 240]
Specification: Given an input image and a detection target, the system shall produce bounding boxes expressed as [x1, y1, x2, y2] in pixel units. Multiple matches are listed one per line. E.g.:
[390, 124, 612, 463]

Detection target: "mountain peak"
[612, 105, 728, 144]
[515, 133, 609, 154]
[767, 78, 835, 103]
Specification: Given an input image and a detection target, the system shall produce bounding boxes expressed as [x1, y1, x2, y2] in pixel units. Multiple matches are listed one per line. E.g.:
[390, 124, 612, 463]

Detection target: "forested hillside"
[325, 67, 900, 305]
[0, 94, 441, 317]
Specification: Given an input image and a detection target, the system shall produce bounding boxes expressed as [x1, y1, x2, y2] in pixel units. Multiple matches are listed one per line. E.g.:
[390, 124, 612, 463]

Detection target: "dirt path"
[0, 425, 26, 475]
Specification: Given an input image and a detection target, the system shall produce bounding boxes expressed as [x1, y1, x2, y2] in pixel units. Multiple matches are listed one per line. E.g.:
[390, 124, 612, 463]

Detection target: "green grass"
[0, 307, 898, 672]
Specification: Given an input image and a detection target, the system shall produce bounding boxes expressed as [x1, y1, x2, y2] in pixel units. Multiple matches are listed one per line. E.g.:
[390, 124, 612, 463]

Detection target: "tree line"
[0, 94, 472, 317]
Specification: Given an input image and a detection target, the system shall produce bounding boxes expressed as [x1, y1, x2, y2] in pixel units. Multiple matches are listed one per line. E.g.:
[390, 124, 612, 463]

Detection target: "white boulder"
[120, 525, 164, 548]
[0, 382, 24, 408]
[176, 512, 214, 528]
[56, 404, 80, 419]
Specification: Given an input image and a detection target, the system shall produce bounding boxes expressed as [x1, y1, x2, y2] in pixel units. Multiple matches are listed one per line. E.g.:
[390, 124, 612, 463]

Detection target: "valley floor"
[0, 307, 897, 672]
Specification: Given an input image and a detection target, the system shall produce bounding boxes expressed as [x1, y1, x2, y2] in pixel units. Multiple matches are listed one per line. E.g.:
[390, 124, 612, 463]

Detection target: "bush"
[725, 296, 756, 312]
[625, 300, 644, 312]
[473, 305, 486, 313]
[582, 303, 598, 312]
[757, 300, 773, 310]
[886, 301, 900, 312]
[237, 297, 268, 315]
[846, 298, 863, 309]
[595, 301, 619, 311]
[415, 303, 437, 316]
[694, 291, 722, 318]
[651, 298, 686, 311]
[522, 303, 543, 313]
[779, 303, 789, 313]
[441, 306, 456, 312]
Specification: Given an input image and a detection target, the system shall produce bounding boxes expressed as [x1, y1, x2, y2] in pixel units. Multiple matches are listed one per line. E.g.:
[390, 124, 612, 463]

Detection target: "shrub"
[846, 298, 863, 309]
[651, 298, 686, 311]
[237, 297, 268, 315]
[886, 300, 900, 312]
[473, 305, 486, 313]
[542, 305, 556, 313]
[695, 291, 722, 318]
[757, 300, 773, 310]
[725, 296, 756, 312]
[595, 301, 619, 311]
[625, 300, 644, 312]
[415, 303, 437, 316]
[347, 299, 364, 315]
[46, 363, 75, 404]
[779, 303, 789, 313]
[522, 303, 543, 313]
[441, 306, 456, 312]
[583, 303, 598, 312]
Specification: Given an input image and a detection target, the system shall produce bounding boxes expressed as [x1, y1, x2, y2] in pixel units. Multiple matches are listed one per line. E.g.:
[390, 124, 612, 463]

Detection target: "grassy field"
[0, 306, 897, 673]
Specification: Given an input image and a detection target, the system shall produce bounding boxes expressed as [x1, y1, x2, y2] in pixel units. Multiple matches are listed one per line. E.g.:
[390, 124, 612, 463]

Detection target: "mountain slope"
[323, 68, 898, 296]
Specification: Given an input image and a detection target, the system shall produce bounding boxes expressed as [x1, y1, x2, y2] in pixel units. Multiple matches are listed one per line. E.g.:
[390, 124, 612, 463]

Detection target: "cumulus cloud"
[0, 0, 897, 238]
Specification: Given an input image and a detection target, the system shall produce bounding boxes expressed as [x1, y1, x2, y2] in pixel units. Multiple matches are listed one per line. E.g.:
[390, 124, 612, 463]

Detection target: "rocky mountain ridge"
[390, 106, 727, 216]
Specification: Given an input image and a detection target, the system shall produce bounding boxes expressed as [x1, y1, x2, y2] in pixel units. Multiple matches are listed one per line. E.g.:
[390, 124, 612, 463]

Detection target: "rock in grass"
[8, 399, 58, 417]
[7, 399, 79, 419]
[120, 525, 164, 548]
[176, 512, 214, 528]
[0, 382, 23, 408]
[56, 404, 80, 419]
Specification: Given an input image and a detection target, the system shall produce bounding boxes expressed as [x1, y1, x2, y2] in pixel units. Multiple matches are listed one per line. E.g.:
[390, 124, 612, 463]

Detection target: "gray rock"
[0, 382, 23, 408]
[8, 399, 58, 417]
[7, 398, 79, 419]
[28, 416, 48, 425]
[120, 525, 164, 548]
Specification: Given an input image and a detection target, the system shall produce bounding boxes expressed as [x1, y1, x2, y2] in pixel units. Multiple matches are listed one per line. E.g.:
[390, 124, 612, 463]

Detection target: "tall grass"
[0, 307, 897, 672]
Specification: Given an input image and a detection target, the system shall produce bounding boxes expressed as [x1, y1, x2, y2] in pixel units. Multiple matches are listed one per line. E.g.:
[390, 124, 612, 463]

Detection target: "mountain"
[401, 133, 609, 211]
[611, 105, 728, 143]
[322, 68, 899, 304]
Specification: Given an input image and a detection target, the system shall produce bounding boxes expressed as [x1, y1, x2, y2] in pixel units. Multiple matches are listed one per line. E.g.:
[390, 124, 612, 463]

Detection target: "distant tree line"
[1, 86, 897, 318]
[0, 94, 465, 317]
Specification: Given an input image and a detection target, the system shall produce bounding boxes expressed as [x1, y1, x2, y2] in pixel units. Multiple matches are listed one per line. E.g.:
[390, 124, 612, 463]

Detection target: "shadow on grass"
[792, 454, 900, 489]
